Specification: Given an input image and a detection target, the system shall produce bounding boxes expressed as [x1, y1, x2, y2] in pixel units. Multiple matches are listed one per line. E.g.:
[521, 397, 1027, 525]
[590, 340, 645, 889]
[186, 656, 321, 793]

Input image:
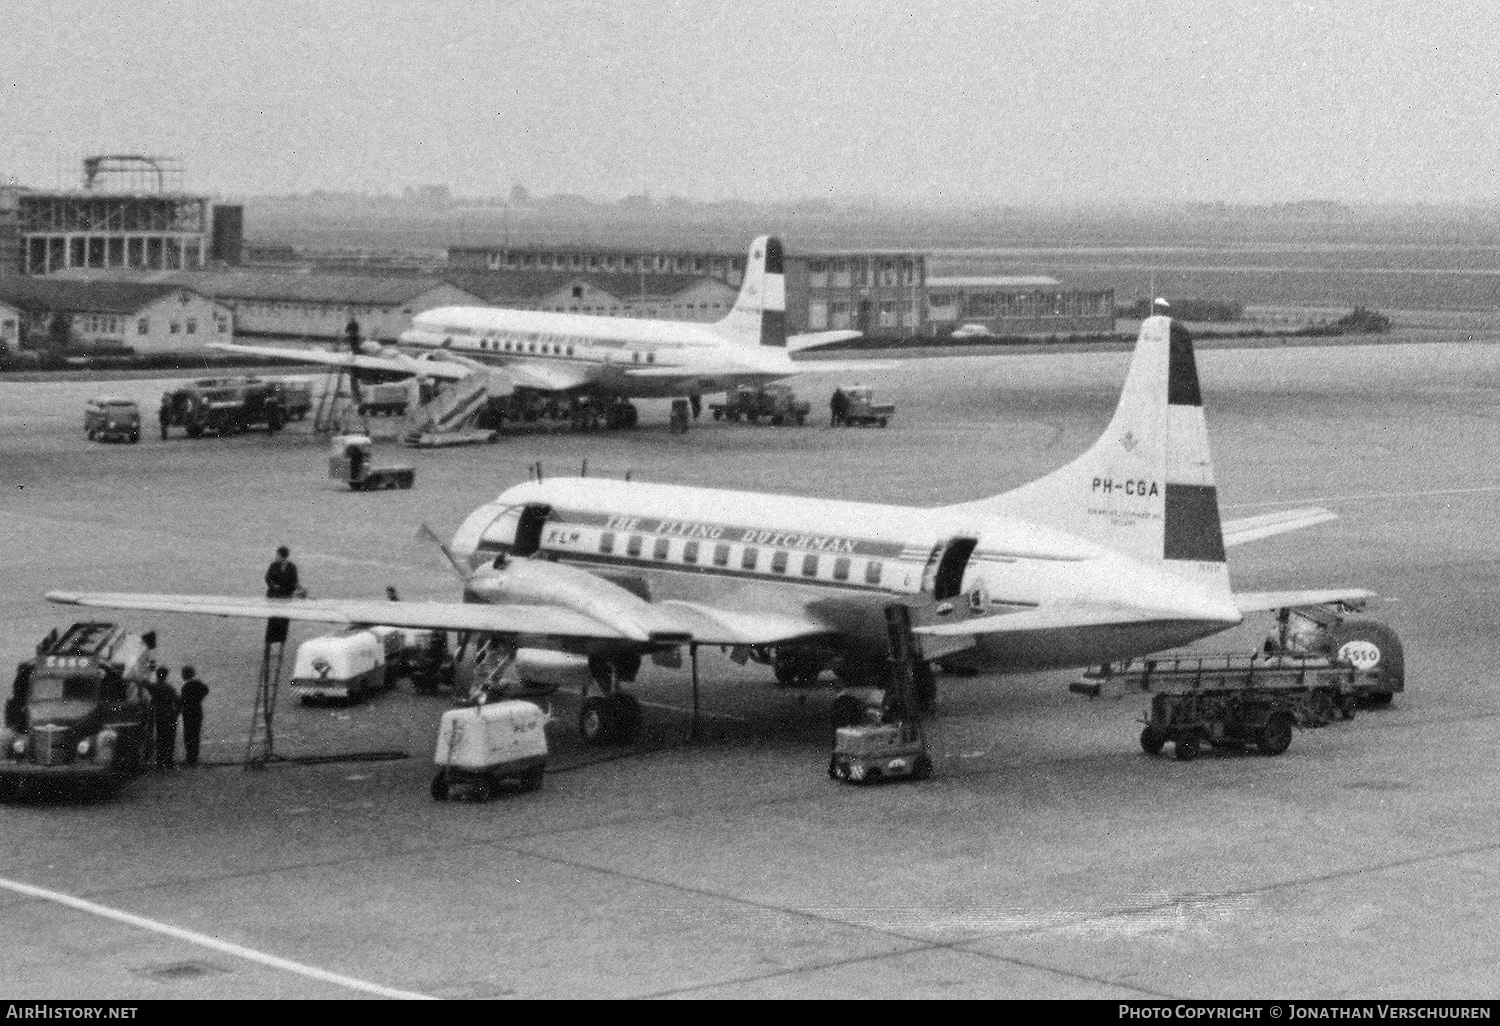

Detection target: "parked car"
[84, 396, 141, 443]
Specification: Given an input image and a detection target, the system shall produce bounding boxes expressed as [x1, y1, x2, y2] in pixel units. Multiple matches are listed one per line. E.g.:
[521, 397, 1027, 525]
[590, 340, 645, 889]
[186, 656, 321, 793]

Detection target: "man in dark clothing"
[158, 396, 172, 440]
[145, 667, 178, 769]
[829, 388, 849, 427]
[178, 666, 209, 767]
[265, 545, 301, 645]
[5, 662, 32, 731]
[345, 318, 362, 353]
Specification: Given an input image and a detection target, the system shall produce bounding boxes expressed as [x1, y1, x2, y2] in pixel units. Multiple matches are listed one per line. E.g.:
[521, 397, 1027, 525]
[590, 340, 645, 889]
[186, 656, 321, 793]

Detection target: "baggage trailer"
[431, 697, 549, 801]
[1074, 653, 1379, 761]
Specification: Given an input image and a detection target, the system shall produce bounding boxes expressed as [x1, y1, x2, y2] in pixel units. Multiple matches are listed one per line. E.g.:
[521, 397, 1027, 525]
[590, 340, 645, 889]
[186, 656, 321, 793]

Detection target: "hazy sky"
[5, 0, 1498, 205]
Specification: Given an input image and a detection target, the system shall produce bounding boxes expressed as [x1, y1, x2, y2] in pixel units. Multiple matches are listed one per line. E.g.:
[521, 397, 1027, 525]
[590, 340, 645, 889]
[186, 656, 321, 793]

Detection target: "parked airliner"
[51, 307, 1384, 745]
[210, 236, 873, 429]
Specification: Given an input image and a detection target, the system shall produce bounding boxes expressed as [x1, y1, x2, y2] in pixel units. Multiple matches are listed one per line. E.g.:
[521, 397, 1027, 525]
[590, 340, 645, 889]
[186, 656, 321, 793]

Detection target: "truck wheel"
[471, 776, 493, 802]
[128, 431, 139, 444]
[912, 754, 933, 781]
[186, 423, 202, 438]
[86, 429, 96, 441]
[1328, 619, 1404, 708]
[430, 772, 450, 801]
[1256, 713, 1295, 756]
[771, 415, 784, 426]
[1173, 737, 1200, 761]
[579, 696, 616, 746]
[865, 767, 883, 786]
[713, 409, 723, 421]
[1140, 725, 1167, 755]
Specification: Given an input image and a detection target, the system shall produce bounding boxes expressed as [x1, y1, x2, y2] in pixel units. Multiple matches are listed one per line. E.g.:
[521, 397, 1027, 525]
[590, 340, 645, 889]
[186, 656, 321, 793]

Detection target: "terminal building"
[448, 242, 931, 339]
[0, 277, 232, 355]
[924, 276, 1116, 337]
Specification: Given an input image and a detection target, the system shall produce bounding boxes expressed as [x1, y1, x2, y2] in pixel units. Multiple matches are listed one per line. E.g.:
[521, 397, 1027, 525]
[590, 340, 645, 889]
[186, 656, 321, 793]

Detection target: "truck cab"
[84, 396, 141, 443]
[1, 623, 158, 793]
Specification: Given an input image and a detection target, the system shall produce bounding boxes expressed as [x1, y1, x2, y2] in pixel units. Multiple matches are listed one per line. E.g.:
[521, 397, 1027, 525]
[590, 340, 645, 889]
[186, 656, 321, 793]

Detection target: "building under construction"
[11, 156, 241, 276]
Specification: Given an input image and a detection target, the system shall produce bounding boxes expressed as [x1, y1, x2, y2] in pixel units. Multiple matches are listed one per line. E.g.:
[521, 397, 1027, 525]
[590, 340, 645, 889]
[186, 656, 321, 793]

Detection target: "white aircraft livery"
[50, 311, 1375, 745]
[208, 235, 870, 428]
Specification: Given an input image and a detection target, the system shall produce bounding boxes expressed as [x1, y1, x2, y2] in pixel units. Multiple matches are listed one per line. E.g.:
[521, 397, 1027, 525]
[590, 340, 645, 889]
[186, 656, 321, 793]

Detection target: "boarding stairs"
[244, 637, 287, 769]
[402, 370, 507, 446]
[312, 366, 369, 435]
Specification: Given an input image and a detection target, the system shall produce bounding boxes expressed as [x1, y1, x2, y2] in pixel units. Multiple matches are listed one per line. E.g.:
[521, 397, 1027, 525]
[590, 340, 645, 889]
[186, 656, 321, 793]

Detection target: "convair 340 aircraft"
[208, 236, 871, 429]
[50, 309, 1390, 746]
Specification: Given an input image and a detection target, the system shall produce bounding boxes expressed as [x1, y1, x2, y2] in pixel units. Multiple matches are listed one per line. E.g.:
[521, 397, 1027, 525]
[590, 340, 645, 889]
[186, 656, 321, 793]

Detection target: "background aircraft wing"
[1232, 589, 1376, 613]
[205, 342, 473, 381]
[45, 591, 644, 642]
[1222, 507, 1338, 547]
[914, 604, 1186, 638]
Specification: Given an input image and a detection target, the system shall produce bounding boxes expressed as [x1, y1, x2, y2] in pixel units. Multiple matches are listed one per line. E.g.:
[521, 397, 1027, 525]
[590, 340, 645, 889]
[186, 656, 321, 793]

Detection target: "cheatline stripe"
[0, 874, 436, 1000]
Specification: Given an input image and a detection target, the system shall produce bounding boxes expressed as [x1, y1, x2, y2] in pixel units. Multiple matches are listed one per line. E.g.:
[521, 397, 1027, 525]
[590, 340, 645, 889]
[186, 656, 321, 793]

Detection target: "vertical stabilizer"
[957, 312, 1231, 594]
[713, 235, 787, 347]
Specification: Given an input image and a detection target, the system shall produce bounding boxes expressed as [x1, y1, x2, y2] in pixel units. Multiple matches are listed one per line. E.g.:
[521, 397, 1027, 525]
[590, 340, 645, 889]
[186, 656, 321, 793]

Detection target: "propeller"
[417, 523, 475, 583]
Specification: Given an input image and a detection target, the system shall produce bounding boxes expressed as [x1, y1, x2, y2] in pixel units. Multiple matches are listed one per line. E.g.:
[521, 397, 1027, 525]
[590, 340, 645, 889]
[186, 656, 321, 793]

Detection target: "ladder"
[312, 364, 367, 435]
[883, 604, 935, 720]
[244, 637, 286, 769]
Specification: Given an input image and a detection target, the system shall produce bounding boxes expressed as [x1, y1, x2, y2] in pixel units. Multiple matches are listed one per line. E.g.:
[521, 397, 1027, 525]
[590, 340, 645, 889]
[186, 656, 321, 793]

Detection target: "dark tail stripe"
[764, 238, 784, 274]
[1164, 483, 1226, 562]
[761, 309, 787, 347]
[1167, 323, 1202, 407]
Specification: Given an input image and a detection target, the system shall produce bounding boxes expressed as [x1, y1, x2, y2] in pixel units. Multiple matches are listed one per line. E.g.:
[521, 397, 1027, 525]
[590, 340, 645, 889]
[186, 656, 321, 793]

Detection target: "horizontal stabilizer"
[1233, 589, 1376, 614]
[785, 359, 900, 374]
[1222, 507, 1338, 547]
[787, 330, 863, 352]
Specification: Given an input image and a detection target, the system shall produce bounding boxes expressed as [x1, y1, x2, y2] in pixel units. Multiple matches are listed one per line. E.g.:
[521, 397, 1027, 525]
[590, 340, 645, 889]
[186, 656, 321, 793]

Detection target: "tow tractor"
[329, 434, 416, 491]
[829, 605, 934, 785]
[1, 622, 159, 795]
[1072, 602, 1403, 761]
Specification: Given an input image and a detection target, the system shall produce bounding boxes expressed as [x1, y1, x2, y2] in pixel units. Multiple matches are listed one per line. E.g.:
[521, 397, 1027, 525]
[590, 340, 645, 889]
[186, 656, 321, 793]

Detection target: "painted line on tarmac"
[0, 874, 435, 1000]
[1225, 483, 1500, 509]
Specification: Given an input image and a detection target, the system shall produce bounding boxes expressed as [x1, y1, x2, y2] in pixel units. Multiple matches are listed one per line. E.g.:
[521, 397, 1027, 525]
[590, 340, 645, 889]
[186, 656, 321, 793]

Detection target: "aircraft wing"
[652, 600, 832, 647]
[501, 361, 601, 392]
[205, 342, 474, 382]
[1222, 507, 1339, 547]
[1232, 589, 1376, 614]
[45, 592, 645, 643]
[914, 604, 1187, 638]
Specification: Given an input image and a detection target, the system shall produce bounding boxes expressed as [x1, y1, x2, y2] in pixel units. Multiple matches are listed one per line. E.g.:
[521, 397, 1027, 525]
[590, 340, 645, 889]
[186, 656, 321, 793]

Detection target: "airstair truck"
[1, 623, 157, 793]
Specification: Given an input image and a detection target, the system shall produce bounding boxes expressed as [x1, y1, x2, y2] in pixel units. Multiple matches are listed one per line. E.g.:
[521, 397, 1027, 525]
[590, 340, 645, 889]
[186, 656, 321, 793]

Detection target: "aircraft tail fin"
[955, 308, 1232, 595]
[712, 235, 787, 347]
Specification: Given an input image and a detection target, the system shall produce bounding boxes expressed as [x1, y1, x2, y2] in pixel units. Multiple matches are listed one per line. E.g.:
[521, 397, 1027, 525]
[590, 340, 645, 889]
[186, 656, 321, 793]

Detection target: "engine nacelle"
[464, 557, 685, 643]
[514, 649, 595, 689]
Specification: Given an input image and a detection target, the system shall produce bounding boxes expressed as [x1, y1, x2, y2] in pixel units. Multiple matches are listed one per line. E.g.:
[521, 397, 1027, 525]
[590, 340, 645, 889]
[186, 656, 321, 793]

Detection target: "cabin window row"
[477, 337, 576, 357]
[597, 531, 882, 585]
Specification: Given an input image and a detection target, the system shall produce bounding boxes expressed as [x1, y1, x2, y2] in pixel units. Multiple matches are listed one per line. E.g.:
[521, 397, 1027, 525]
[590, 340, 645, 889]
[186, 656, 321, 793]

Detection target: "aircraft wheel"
[430, 772, 450, 801]
[1256, 713, 1295, 756]
[1140, 726, 1167, 755]
[608, 693, 642, 744]
[579, 696, 616, 746]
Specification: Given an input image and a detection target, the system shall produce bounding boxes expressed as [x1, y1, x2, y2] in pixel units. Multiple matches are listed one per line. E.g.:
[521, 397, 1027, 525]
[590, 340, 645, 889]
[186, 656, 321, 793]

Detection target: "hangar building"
[444, 271, 738, 321]
[51, 268, 484, 343]
[0, 278, 232, 355]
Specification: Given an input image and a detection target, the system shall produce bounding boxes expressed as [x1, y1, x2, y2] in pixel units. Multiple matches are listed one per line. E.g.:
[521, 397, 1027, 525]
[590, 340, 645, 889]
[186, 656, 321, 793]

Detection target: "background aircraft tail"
[954, 311, 1232, 595]
[713, 235, 788, 347]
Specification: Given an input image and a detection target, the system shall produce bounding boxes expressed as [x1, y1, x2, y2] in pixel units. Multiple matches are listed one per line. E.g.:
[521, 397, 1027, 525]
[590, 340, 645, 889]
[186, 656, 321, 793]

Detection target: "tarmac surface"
[3, 333, 1500, 999]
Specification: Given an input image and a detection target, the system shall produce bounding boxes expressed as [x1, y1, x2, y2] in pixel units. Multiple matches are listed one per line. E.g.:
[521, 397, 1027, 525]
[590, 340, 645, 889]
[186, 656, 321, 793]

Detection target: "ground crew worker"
[345, 317, 361, 353]
[145, 667, 178, 769]
[689, 394, 702, 420]
[157, 396, 172, 440]
[386, 585, 400, 601]
[264, 545, 302, 646]
[178, 666, 209, 767]
[829, 387, 849, 427]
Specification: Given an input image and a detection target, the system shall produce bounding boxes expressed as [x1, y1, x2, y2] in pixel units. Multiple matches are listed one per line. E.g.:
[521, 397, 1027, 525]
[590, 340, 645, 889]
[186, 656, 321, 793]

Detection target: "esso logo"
[1338, 641, 1382, 670]
[312, 659, 331, 678]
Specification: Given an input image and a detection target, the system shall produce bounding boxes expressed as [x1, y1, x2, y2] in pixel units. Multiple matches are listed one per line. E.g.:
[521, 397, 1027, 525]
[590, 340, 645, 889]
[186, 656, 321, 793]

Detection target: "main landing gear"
[578, 653, 643, 746]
